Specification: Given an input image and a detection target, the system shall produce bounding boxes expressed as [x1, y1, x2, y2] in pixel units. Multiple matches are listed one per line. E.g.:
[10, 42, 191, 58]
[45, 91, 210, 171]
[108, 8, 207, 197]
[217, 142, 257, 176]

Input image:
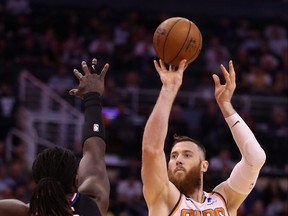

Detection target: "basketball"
[153, 17, 202, 66]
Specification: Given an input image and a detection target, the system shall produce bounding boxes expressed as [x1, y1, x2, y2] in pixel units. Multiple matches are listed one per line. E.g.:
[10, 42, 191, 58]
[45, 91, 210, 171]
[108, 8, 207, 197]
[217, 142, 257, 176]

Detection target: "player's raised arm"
[212, 60, 266, 215]
[69, 59, 110, 215]
[141, 59, 188, 205]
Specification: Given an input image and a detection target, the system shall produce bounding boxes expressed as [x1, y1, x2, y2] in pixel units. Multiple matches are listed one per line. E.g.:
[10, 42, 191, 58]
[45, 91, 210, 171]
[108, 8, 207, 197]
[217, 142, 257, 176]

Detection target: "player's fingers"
[220, 64, 231, 85]
[178, 59, 187, 73]
[81, 61, 90, 75]
[153, 60, 161, 74]
[69, 89, 78, 96]
[100, 63, 109, 79]
[91, 58, 97, 72]
[92, 58, 97, 65]
[229, 60, 236, 84]
[212, 74, 221, 87]
[159, 59, 166, 70]
[73, 69, 83, 80]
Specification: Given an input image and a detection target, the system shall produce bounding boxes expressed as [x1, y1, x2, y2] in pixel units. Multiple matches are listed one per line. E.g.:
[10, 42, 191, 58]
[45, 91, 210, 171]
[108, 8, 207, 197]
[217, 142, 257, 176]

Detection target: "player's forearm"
[143, 87, 178, 152]
[225, 112, 266, 167]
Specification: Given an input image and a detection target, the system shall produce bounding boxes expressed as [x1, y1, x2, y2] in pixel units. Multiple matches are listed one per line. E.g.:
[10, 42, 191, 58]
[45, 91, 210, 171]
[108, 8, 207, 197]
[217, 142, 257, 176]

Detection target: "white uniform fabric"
[169, 192, 229, 216]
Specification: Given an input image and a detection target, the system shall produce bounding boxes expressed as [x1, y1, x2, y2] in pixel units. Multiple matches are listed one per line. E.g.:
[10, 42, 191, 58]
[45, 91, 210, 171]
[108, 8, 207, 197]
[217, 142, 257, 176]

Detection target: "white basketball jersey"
[169, 191, 229, 216]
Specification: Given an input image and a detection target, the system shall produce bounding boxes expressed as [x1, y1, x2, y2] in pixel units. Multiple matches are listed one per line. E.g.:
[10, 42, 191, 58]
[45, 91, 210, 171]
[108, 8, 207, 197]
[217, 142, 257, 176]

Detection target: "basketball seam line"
[163, 18, 182, 63]
[168, 20, 192, 65]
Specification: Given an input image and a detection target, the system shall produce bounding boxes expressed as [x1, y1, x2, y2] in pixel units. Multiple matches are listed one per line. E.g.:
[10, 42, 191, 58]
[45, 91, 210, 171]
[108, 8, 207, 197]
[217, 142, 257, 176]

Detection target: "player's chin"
[174, 170, 186, 178]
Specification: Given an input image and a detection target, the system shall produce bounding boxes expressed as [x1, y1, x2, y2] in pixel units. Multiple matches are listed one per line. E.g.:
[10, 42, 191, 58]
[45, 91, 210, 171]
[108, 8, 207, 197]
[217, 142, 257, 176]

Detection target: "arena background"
[0, 0, 287, 215]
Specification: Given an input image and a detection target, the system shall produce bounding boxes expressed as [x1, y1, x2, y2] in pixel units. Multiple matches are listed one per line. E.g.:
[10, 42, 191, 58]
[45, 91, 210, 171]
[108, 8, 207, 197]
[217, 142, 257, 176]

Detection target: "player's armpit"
[213, 181, 247, 214]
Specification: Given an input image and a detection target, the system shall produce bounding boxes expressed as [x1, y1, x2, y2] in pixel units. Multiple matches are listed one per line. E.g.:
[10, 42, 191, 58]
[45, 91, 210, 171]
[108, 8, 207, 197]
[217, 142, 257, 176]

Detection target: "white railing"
[117, 88, 287, 119]
[6, 70, 84, 164]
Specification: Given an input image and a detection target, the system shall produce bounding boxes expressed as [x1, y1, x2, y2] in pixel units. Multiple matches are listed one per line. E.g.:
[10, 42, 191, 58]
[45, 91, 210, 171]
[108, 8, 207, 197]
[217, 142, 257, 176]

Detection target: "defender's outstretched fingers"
[73, 69, 83, 80]
[69, 89, 78, 96]
[91, 58, 97, 71]
[100, 63, 109, 79]
[81, 61, 91, 75]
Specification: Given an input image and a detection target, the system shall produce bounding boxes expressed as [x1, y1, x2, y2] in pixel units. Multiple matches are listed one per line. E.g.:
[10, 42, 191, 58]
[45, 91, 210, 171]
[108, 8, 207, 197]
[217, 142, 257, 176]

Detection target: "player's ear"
[201, 160, 209, 172]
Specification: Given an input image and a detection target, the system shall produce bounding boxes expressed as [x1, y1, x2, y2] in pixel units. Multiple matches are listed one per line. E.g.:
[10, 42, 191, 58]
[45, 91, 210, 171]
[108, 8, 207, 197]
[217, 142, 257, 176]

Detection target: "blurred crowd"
[0, 0, 287, 215]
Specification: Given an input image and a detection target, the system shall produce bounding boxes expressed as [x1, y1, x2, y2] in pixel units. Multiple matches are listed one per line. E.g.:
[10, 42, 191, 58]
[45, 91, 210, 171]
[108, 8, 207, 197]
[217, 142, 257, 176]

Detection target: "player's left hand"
[69, 58, 109, 98]
[212, 60, 236, 106]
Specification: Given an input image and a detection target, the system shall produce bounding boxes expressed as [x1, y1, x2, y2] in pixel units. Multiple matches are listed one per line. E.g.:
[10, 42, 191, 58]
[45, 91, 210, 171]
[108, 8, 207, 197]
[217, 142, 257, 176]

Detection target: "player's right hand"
[69, 58, 109, 98]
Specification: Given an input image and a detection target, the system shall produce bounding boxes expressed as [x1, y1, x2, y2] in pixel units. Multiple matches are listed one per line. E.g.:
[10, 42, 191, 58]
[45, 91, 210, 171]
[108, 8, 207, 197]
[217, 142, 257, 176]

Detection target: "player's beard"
[168, 162, 202, 195]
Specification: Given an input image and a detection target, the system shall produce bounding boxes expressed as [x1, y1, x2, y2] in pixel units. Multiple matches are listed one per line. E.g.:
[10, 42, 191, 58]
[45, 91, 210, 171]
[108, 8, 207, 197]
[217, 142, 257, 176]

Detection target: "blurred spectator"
[102, 76, 122, 107]
[268, 106, 288, 168]
[243, 66, 273, 95]
[261, 179, 287, 207]
[0, 163, 14, 192]
[5, 0, 30, 15]
[16, 34, 42, 68]
[47, 62, 77, 98]
[264, 21, 288, 58]
[165, 104, 191, 153]
[209, 147, 236, 185]
[241, 28, 263, 62]
[277, 198, 288, 216]
[61, 31, 89, 68]
[116, 172, 142, 204]
[247, 199, 265, 216]
[132, 27, 156, 72]
[0, 83, 19, 140]
[108, 103, 140, 157]
[39, 27, 62, 67]
[204, 35, 230, 73]
[8, 160, 28, 188]
[88, 31, 114, 68]
[273, 47, 288, 95]
[196, 100, 223, 153]
[266, 195, 285, 216]
[209, 148, 236, 173]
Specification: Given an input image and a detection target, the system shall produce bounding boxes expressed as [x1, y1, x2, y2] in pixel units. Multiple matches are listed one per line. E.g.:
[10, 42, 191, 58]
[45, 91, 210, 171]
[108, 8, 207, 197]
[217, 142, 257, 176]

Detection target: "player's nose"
[176, 158, 183, 165]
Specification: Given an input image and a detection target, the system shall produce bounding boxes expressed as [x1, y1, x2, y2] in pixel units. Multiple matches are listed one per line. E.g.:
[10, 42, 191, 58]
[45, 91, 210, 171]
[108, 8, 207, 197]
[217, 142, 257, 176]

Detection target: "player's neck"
[186, 187, 204, 203]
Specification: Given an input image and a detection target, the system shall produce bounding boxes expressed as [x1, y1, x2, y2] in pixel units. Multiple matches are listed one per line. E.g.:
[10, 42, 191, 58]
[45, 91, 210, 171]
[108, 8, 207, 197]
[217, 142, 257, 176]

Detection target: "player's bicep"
[141, 150, 170, 204]
[77, 137, 109, 212]
[0, 199, 29, 216]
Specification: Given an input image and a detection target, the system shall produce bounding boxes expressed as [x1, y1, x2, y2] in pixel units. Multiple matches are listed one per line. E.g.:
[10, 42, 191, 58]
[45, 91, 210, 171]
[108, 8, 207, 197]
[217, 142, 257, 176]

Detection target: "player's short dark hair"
[172, 134, 206, 159]
[29, 147, 78, 216]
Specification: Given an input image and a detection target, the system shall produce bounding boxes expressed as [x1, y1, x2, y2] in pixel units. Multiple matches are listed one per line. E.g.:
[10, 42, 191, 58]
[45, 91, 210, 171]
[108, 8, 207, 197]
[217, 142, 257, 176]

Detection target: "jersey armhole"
[168, 192, 183, 216]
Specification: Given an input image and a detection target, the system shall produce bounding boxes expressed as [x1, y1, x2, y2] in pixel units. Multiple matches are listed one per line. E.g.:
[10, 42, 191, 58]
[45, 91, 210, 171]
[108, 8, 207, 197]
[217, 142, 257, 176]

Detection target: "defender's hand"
[69, 58, 109, 98]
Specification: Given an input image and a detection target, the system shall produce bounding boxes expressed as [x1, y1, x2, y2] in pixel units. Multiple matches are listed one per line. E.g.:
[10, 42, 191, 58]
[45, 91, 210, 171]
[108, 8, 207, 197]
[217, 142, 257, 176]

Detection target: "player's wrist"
[218, 102, 235, 118]
[83, 92, 105, 142]
[83, 92, 101, 106]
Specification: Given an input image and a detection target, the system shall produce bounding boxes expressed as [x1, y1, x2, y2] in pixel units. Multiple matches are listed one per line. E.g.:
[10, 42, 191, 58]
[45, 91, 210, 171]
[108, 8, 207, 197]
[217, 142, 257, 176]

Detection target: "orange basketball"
[153, 17, 202, 66]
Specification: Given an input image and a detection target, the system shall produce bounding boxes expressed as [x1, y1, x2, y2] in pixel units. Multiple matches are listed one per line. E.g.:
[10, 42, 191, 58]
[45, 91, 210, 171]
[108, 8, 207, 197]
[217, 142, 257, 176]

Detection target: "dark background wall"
[30, 0, 287, 18]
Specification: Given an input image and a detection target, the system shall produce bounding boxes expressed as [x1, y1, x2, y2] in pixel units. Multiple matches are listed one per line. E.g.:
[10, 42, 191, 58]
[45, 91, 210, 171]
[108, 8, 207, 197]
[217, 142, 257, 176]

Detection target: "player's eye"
[184, 153, 191, 158]
[171, 154, 177, 159]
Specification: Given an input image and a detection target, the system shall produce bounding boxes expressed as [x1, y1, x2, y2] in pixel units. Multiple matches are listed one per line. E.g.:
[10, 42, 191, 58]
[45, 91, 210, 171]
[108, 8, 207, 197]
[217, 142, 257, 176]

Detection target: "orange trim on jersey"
[212, 191, 230, 216]
[202, 192, 209, 203]
[169, 194, 184, 216]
